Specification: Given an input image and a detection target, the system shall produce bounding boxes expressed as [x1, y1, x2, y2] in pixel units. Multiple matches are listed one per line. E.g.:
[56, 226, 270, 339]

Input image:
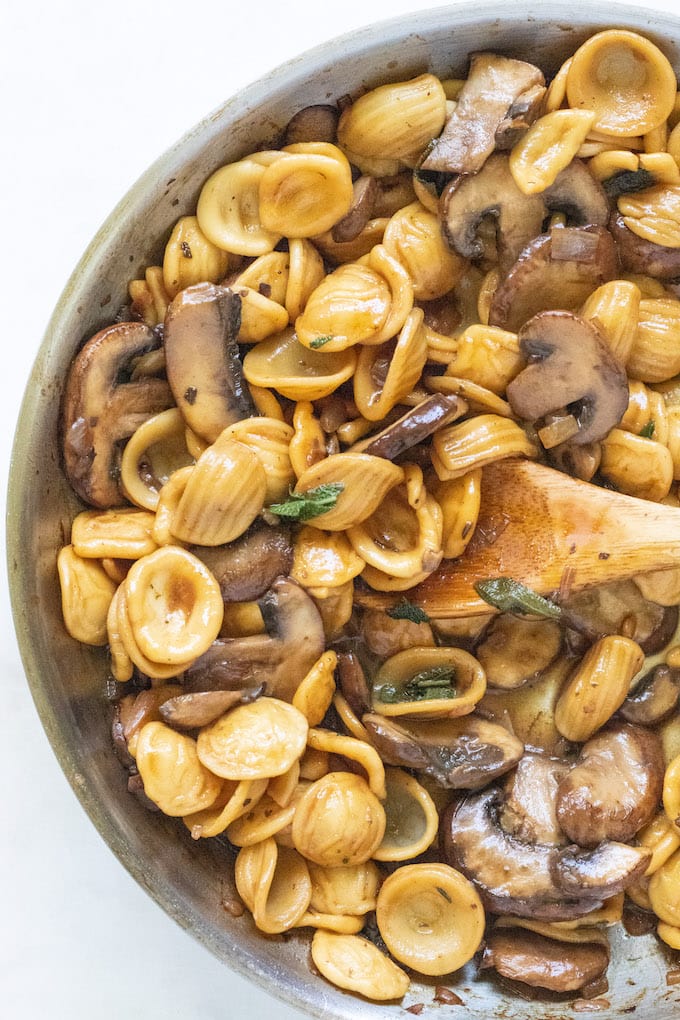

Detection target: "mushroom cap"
[543, 158, 610, 227]
[440, 154, 546, 271]
[422, 53, 545, 175]
[61, 321, 173, 508]
[185, 576, 325, 702]
[488, 225, 618, 332]
[481, 927, 610, 993]
[362, 712, 523, 789]
[189, 521, 293, 602]
[163, 282, 255, 444]
[506, 309, 628, 445]
[440, 786, 601, 919]
[610, 210, 680, 279]
[555, 722, 665, 846]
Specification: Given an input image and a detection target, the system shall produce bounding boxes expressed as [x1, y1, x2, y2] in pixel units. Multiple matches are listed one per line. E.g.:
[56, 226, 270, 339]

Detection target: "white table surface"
[2, 1, 677, 1016]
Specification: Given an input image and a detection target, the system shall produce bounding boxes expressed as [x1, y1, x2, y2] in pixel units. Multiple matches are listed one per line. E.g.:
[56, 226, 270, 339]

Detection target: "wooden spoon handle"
[356, 459, 680, 618]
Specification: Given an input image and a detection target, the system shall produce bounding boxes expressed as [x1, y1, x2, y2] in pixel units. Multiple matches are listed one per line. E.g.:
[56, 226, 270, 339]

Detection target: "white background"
[1, 1, 677, 1017]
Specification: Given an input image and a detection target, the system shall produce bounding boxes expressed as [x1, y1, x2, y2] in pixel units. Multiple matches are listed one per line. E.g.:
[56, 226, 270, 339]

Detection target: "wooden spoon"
[355, 459, 680, 618]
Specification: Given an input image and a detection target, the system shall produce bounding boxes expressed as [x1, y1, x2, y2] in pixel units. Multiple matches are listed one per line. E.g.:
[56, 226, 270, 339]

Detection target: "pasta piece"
[120, 408, 195, 512]
[220, 417, 295, 504]
[196, 157, 282, 255]
[510, 110, 596, 194]
[135, 721, 223, 817]
[171, 435, 267, 544]
[554, 635, 645, 742]
[310, 931, 409, 1000]
[373, 767, 439, 861]
[353, 308, 427, 421]
[292, 651, 338, 727]
[235, 839, 312, 934]
[243, 327, 357, 401]
[566, 30, 676, 136]
[258, 143, 353, 237]
[369, 645, 486, 720]
[162, 215, 232, 298]
[123, 546, 223, 665]
[70, 508, 158, 560]
[197, 698, 309, 780]
[291, 771, 386, 866]
[337, 73, 447, 162]
[376, 862, 485, 975]
[57, 545, 117, 646]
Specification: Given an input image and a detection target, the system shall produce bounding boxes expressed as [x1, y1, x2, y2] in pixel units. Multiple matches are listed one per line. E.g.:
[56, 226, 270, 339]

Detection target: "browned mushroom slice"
[481, 928, 610, 993]
[284, 104, 340, 146]
[440, 787, 603, 919]
[475, 615, 562, 690]
[332, 175, 378, 243]
[163, 282, 255, 443]
[561, 579, 679, 654]
[552, 841, 651, 899]
[500, 753, 570, 846]
[185, 576, 325, 702]
[62, 321, 173, 507]
[610, 211, 680, 279]
[336, 650, 373, 717]
[494, 83, 547, 150]
[189, 522, 293, 602]
[421, 53, 545, 174]
[362, 712, 523, 789]
[440, 154, 546, 271]
[505, 310, 628, 445]
[158, 685, 264, 729]
[351, 394, 464, 460]
[488, 225, 618, 331]
[619, 664, 680, 725]
[555, 722, 665, 847]
[543, 159, 610, 227]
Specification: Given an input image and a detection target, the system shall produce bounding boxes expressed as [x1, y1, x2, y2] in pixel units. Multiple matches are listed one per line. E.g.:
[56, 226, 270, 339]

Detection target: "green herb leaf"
[474, 577, 563, 621]
[377, 665, 457, 704]
[640, 420, 656, 438]
[269, 483, 344, 521]
[386, 599, 431, 624]
[602, 168, 656, 198]
[308, 334, 335, 349]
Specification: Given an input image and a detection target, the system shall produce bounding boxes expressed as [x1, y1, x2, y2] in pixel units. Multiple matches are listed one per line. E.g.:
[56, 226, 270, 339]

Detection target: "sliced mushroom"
[481, 928, 610, 993]
[351, 394, 464, 460]
[555, 722, 665, 847]
[188, 521, 293, 602]
[422, 53, 545, 174]
[158, 685, 264, 729]
[336, 649, 373, 717]
[500, 753, 570, 846]
[61, 321, 173, 507]
[185, 576, 325, 702]
[284, 104, 339, 146]
[610, 211, 680, 280]
[332, 175, 378, 243]
[440, 787, 600, 919]
[543, 159, 610, 227]
[619, 664, 680, 725]
[475, 614, 563, 690]
[488, 225, 618, 331]
[440, 154, 547, 271]
[505, 310, 628, 445]
[163, 282, 255, 444]
[362, 712, 523, 789]
[441, 786, 649, 919]
[561, 579, 679, 654]
[552, 841, 651, 899]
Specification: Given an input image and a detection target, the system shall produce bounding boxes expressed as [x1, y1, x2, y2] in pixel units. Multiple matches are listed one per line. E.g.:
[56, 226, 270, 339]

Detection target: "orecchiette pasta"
[56, 25, 680, 1009]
